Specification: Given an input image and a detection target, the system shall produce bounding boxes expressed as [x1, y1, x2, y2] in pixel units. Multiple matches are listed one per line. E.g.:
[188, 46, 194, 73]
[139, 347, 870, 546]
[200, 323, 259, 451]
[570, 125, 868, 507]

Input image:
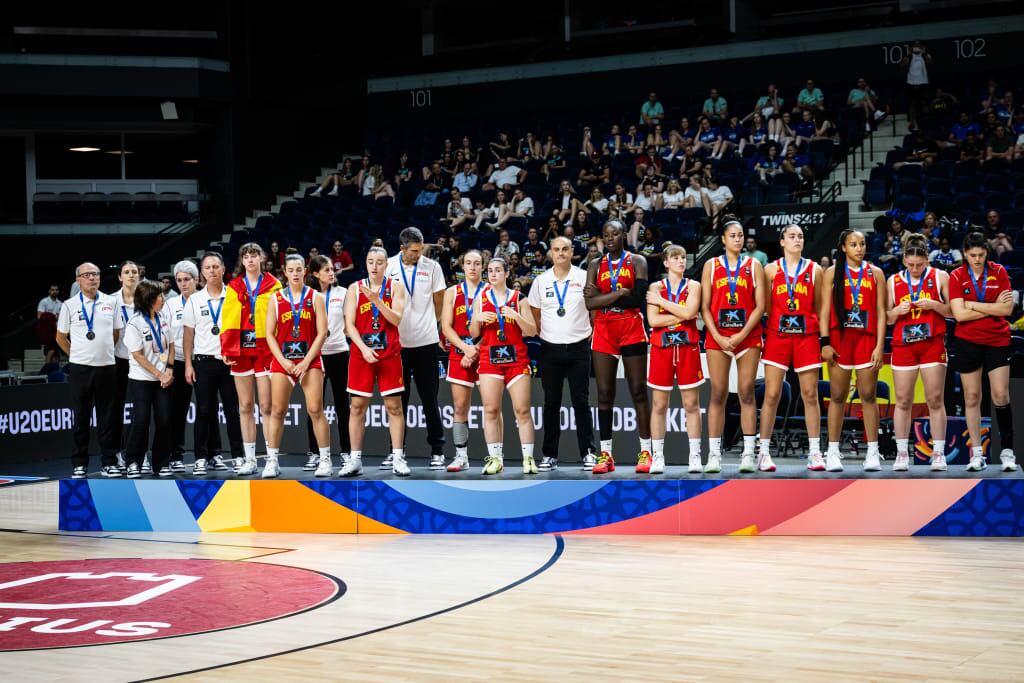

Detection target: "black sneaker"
[72, 466, 87, 479]
[538, 457, 559, 472]
[210, 455, 230, 471]
[169, 460, 186, 472]
[101, 465, 122, 478]
[126, 463, 141, 479]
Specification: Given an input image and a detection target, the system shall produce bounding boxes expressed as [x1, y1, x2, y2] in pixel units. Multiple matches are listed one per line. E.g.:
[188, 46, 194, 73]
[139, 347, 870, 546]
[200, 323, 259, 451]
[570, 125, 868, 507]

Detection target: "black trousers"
[397, 343, 445, 454]
[171, 361, 223, 460]
[307, 351, 351, 453]
[540, 339, 595, 460]
[125, 379, 172, 469]
[68, 363, 119, 467]
[113, 356, 130, 452]
[192, 356, 243, 460]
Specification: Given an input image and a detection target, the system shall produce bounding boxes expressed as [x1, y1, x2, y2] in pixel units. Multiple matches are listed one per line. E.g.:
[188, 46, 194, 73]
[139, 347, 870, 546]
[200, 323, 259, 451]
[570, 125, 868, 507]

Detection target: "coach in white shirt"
[386, 227, 448, 468]
[56, 263, 121, 479]
[528, 236, 596, 471]
[182, 253, 243, 475]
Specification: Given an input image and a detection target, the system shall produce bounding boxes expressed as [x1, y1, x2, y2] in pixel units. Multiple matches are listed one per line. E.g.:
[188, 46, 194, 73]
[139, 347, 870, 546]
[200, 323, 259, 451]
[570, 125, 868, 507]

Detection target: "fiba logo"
[0, 559, 342, 650]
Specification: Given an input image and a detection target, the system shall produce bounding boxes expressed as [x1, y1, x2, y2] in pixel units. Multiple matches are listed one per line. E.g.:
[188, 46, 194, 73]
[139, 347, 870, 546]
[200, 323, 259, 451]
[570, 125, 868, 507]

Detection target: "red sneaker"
[592, 451, 616, 474]
[635, 450, 652, 474]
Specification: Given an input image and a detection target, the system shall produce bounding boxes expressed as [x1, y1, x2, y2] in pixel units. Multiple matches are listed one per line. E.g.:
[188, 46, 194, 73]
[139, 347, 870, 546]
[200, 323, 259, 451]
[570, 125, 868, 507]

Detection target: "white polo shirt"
[488, 165, 522, 187]
[386, 254, 446, 348]
[37, 296, 62, 317]
[182, 285, 227, 358]
[109, 291, 135, 360]
[527, 265, 591, 344]
[124, 310, 172, 381]
[165, 294, 190, 362]
[321, 284, 350, 355]
[56, 292, 117, 366]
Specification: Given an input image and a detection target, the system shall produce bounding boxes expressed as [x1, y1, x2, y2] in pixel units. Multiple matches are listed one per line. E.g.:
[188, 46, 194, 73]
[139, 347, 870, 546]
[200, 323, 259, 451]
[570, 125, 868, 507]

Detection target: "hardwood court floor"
[1, 481, 1023, 682]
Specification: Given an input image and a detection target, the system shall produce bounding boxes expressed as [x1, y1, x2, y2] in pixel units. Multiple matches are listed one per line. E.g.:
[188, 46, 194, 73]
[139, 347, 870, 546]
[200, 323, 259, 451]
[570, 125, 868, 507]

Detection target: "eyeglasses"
[77, 271, 101, 279]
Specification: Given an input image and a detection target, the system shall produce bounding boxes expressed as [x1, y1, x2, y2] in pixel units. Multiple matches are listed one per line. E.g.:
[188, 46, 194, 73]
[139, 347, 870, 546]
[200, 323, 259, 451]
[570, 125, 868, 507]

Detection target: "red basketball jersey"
[479, 288, 527, 355]
[709, 255, 756, 337]
[829, 261, 879, 337]
[767, 258, 817, 336]
[353, 278, 401, 359]
[892, 268, 944, 345]
[651, 278, 699, 348]
[450, 281, 486, 354]
[272, 286, 318, 360]
[594, 252, 643, 324]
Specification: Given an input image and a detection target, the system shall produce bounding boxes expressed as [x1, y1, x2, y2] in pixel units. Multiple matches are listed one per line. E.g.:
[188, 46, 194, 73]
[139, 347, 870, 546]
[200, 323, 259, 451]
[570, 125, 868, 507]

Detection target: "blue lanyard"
[606, 253, 627, 291]
[244, 274, 263, 323]
[399, 261, 418, 297]
[905, 268, 928, 302]
[369, 279, 388, 327]
[488, 288, 510, 338]
[665, 277, 687, 304]
[553, 275, 570, 311]
[722, 255, 742, 303]
[207, 293, 223, 329]
[285, 286, 307, 337]
[782, 258, 804, 305]
[324, 286, 332, 326]
[120, 304, 130, 324]
[462, 281, 483, 323]
[846, 262, 865, 309]
[143, 314, 164, 354]
[968, 265, 988, 303]
[79, 293, 96, 336]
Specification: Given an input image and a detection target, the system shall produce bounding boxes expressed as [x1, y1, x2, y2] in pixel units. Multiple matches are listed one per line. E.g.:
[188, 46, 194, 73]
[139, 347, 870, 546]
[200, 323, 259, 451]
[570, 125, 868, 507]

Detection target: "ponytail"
[902, 233, 930, 258]
[832, 229, 864, 322]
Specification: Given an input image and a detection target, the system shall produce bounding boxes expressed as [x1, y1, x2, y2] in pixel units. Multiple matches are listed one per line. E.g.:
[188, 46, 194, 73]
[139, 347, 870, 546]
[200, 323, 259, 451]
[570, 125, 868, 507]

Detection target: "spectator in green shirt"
[702, 88, 729, 126]
[641, 92, 664, 129]
[794, 79, 824, 114]
[742, 237, 768, 267]
[848, 77, 885, 128]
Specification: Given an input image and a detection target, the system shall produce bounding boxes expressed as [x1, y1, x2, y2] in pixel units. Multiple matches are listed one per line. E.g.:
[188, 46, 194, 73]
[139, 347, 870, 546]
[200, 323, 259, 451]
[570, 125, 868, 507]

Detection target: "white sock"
[653, 439, 665, 459]
[600, 439, 613, 455]
[350, 450, 362, 460]
[867, 441, 879, 457]
[266, 447, 279, 460]
[456, 445, 468, 459]
[319, 446, 331, 459]
[709, 437, 722, 455]
[972, 446, 983, 459]
[487, 442, 502, 459]
[311, 187, 321, 196]
[932, 440, 945, 457]
[742, 435, 757, 454]
[522, 443, 534, 460]
[244, 442, 256, 461]
[896, 438, 909, 455]
[688, 438, 701, 457]
[392, 447, 405, 460]
[640, 437, 652, 454]
[759, 438, 771, 455]
[828, 441, 841, 456]
[808, 437, 820, 454]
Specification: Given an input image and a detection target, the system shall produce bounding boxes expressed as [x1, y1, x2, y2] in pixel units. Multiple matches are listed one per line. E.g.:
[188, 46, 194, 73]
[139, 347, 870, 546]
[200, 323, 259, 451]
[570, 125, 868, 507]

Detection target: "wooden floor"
[2, 481, 1023, 682]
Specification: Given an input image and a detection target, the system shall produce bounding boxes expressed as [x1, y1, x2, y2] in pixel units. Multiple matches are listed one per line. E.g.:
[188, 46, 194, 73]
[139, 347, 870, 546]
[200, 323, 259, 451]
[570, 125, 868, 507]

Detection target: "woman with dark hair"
[111, 260, 140, 473]
[221, 243, 282, 475]
[585, 220, 651, 473]
[311, 157, 357, 197]
[701, 218, 765, 473]
[263, 254, 330, 479]
[950, 232, 1018, 472]
[123, 279, 173, 478]
[301, 254, 351, 474]
[886, 233, 951, 472]
[821, 229, 887, 472]
[470, 257, 538, 475]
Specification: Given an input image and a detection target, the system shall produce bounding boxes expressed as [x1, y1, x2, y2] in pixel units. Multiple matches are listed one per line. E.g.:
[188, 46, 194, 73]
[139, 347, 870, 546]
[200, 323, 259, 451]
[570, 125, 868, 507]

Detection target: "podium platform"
[59, 458, 1024, 536]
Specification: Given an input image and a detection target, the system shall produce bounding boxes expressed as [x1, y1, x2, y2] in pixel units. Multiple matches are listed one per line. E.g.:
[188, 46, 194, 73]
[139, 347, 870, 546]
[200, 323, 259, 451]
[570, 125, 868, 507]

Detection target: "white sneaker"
[704, 453, 722, 474]
[930, 454, 948, 472]
[687, 453, 703, 473]
[738, 454, 756, 473]
[1000, 449, 1018, 472]
[141, 455, 153, 475]
[757, 453, 777, 472]
[447, 454, 470, 472]
[874, 110, 885, 120]
[261, 457, 280, 479]
[806, 452, 826, 471]
[303, 452, 318, 471]
[338, 455, 363, 477]
[115, 451, 126, 473]
[210, 455, 230, 471]
[327, 187, 338, 196]
[650, 453, 665, 475]
[429, 454, 446, 471]
[169, 460, 186, 472]
[237, 457, 258, 476]
[193, 459, 208, 476]
[379, 453, 394, 470]
[233, 457, 244, 472]
[582, 451, 597, 471]
[314, 455, 333, 477]
[893, 452, 909, 472]
[826, 452, 844, 472]
[863, 452, 881, 472]
[966, 454, 987, 472]
[72, 465, 87, 479]
[392, 454, 410, 476]
[523, 456, 538, 475]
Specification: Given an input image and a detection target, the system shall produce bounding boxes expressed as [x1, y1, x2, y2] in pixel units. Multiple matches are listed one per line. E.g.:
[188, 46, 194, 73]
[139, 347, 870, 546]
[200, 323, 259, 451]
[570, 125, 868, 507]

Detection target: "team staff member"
[950, 232, 1017, 472]
[646, 244, 704, 475]
[166, 260, 200, 472]
[57, 263, 121, 479]
[821, 229, 887, 473]
[385, 227, 447, 470]
[122, 280, 174, 478]
[183, 253, 242, 476]
[220, 243, 282, 476]
[760, 225, 825, 472]
[111, 260, 141, 472]
[264, 254, 331, 479]
[440, 249, 486, 473]
[887, 233, 951, 472]
[701, 219, 765, 474]
[342, 247, 409, 477]
[305, 255, 352, 471]
[585, 220, 651, 474]
[528, 237, 596, 471]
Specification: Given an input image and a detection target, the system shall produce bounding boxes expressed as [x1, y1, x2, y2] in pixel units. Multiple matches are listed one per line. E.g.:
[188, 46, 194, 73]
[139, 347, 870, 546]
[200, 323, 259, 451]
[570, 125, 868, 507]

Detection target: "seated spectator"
[577, 152, 610, 190]
[637, 226, 663, 275]
[635, 144, 664, 180]
[678, 144, 704, 179]
[330, 240, 354, 275]
[568, 210, 595, 249]
[603, 124, 624, 157]
[527, 249, 548, 285]
[980, 79, 1003, 115]
[632, 184, 659, 213]
[585, 243, 602, 265]
[521, 227, 548, 264]
[641, 92, 665, 129]
[453, 162, 478, 194]
[554, 179, 583, 223]
[361, 164, 396, 200]
[608, 183, 634, 218]
[693, 117, 721, 156]
[310, 157, 357, 197]
[793, 110, 819, 147]
[483, 158, 525, 192]
[637, 164, 666, 194]
[960, 130, 984, 164]
[893, 130, 939, 170]
[543, 214, 563, 243]
[703, 88, 729, 126]
[494, 230, 521, 262]
[441, 188, 474, 231]
[782, 145, 814, 182]
[929, 236, 963, 272]
[748, 112, 770, 153]
[1013, 109, 1024, 152]
[985, 125, 1015, 170]
[627, 207, 648, 249]
[682, 176, 712, 215]
[517, 132, 541, 164]
[982, 111, 1001, 140]
[542, 142, 566, 179]
[460, 136, 479, 169]
[706, 177, 734, 215]
[583, 187, 609, 216]
[355, 154, 372, 188]
[393, 152, 414, 193]
[677, 117, 696, 145]
[754, 145, 783, 185]
[741, 236, 768, 267]
[580, 126, 596, 158]
[713, 115, 747, 159]
[921, 211, 944, 248]
[819, 255, 833, 269]
[994, 91, 1015, 127]
[472, 189, 509, 230]
[794, 79, 824, 114]
[661, 128, 687, 162]
[646, 124, 667, 151]
[775, 112, 796, 153]
[509, 252, 531, 290]
[946, 112, 980, 148]
[848, 77, 885, 128]
[486, 188, 534, 230]
[269, 241, 286, 271]
[625, 125, 645, 155]
[660, 179, 686, 209]
[563, 226, 589, 264]
[879, 217, 907, 273]
[488, 131, 513, 164]
[984, 210, 1014, 256]
[431, 236, 453, 281]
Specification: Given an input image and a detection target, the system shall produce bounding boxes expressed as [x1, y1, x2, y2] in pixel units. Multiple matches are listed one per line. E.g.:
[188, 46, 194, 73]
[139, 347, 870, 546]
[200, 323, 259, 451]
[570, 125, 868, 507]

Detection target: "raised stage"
[58, 457, 1024, 536]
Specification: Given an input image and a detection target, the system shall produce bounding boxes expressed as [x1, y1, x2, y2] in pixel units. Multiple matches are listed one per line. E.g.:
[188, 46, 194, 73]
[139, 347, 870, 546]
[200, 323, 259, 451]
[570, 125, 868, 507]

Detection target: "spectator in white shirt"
[494, 230, 521, 262]
[486, 188, 534, 230]
[632, 184, 658, 213]
[608, 183, 634, 219]
[554, 179, 583, 223]
[929, 237, 963, 272]
[659, 179, 686, 209]
[483, 158, 525, 191]
[473, 189, 509, 231]
[441, 188, 474, 231]
[900, 41, 932, 131]
[38, 284, 63, 364]
[682, 176, 712, 215]
[705, 177, 734, 215]
[583, 187, 609, 216]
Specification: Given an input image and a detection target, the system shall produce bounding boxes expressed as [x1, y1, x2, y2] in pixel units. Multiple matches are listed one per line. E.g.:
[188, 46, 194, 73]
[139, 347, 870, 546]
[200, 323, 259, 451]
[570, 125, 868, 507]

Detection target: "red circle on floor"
[0, 558, 342, 650]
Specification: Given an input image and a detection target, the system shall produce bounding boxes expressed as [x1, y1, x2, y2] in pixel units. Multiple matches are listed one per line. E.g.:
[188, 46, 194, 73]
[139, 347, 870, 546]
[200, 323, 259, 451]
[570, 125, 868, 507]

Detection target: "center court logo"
[0, 558, 343, 651]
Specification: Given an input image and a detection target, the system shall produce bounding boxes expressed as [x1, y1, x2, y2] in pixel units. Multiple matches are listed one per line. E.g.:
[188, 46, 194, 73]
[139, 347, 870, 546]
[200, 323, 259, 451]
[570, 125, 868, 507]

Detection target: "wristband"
[820, 335, 831, 349]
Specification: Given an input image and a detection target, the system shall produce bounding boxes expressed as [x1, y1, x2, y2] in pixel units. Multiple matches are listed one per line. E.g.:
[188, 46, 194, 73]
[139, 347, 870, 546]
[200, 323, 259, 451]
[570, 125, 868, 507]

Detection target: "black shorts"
[953, 338, 1011, 374]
